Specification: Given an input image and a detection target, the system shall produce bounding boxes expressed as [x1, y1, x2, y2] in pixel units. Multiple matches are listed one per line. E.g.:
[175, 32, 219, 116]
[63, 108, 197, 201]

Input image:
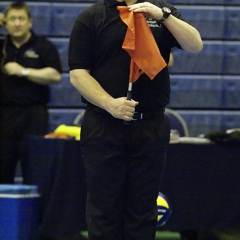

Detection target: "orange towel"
[117, 6, 167, 82]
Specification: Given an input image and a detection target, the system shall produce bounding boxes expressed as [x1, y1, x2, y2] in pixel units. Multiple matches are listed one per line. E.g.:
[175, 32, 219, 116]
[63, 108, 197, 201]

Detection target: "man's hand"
[107, 97, 139, 121]
[4, 62, 25, 77]
[128, 2, 163, 21]
[0, 13, 5, 28]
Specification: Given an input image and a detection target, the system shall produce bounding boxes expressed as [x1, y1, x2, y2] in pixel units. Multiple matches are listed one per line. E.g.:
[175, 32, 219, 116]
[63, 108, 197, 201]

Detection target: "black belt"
[132, 112, 158, 120]
[86, 105, 164, 120]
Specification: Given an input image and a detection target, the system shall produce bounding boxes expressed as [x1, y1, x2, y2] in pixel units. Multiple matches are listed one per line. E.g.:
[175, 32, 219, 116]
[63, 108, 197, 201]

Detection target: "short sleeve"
[39, 38, 62, 73]
[68, 12, 95, 71]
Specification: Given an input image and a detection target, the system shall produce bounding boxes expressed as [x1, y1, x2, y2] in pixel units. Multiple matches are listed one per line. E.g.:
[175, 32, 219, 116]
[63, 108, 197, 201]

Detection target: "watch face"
[163, 7, 171, 14]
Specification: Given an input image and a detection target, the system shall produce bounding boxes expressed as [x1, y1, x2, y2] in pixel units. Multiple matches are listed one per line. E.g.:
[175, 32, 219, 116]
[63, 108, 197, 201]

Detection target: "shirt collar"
[7, 30, 37, 46]
[105, 0, 125, 7]
[105, 0, 144, 8]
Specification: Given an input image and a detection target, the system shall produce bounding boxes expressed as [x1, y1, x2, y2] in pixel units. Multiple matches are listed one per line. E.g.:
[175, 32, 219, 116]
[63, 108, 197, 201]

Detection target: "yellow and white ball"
[157, 192, 171, 227]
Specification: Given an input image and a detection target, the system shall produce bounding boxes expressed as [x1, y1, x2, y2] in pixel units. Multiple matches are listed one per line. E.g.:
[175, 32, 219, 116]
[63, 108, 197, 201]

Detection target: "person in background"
[68, 0, 203, 239]
[0, 2, 62, 184]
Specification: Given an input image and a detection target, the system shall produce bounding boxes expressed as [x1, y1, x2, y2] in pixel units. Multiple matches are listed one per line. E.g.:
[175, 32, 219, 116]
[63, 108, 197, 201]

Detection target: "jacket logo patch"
[24, 49, 39, 59]
[146, 18, 160, 28]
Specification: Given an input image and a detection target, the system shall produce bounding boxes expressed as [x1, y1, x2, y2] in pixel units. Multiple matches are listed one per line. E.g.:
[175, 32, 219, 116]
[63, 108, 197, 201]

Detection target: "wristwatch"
[159, 7, 171, 23]
[22, 68, 29, 77]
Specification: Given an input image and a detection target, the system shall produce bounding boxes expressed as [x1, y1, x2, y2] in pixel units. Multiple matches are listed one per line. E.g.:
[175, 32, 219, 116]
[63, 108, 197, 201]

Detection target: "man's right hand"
[0, 13, 5, 28]
[107, 97, 139, 121]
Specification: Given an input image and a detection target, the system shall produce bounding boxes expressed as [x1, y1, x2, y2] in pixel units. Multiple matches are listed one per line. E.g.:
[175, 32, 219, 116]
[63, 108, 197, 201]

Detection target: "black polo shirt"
[0, 31, 62, 105]
[68, 0, 184, 113]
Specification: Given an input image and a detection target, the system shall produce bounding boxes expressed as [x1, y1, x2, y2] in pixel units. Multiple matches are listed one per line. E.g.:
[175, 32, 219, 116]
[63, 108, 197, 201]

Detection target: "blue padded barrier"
[222, 42, 240, 74]
[168, 75, 223, 108]
[48, 74, 84, 107]
[224, 0, 240, 5]
[48, 108, 85, 133]
[220, 111, 240, 131]
[175, 110, 240, 137]
[225, 7, 240, 40]
[170, 41, 240, 75]
[170, 41, 224, 75]
[51, 3, 92, 36]
[176, 6, 225, 40]
[27, 2, 52, 36]
[0, 2, 10, 13]
[50, 38, 69, 72]
[222, 76, 240, 109]
[176, 110, 222, 137]
[168, 0, 224, 5]
[168, 0, 239, 5]
[169, 75, 240, 109]
[0, 1, 12, 7]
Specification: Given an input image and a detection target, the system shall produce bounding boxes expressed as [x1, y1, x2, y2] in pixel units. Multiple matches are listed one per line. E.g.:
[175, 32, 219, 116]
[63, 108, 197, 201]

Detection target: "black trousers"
[0, 105, 48, 183]
[81, 109, 170, 240]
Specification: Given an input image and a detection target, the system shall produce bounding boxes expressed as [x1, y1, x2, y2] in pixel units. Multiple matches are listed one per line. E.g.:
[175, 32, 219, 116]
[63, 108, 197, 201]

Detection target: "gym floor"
[42, 229, 240, 240]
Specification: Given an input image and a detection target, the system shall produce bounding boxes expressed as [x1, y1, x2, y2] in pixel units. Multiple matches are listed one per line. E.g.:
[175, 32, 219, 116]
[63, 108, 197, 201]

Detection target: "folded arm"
[4, 62, 61, 85]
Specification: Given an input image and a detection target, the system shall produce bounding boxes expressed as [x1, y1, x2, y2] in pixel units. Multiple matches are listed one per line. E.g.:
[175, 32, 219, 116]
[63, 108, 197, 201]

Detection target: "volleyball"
[157, 192, 171, 227]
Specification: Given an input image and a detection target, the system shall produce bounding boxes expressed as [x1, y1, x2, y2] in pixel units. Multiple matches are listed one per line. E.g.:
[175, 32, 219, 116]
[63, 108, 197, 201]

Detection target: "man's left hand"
[128, 2, 163, 21]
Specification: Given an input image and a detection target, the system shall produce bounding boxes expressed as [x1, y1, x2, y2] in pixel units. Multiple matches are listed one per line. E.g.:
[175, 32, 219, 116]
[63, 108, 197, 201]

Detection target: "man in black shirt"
[0, 2, 62, 183]
[68, 0, 202, 239]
